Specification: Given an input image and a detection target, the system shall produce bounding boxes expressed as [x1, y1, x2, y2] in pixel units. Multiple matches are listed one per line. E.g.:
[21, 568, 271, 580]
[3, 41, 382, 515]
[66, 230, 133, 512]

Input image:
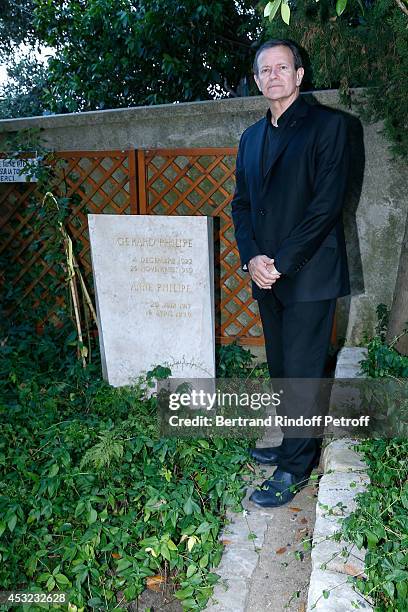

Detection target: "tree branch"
[395, 0, 408, 17]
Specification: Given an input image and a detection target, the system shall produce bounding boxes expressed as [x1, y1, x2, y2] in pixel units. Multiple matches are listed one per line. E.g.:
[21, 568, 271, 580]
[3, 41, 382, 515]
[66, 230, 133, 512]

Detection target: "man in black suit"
[231, 39, 350, 507]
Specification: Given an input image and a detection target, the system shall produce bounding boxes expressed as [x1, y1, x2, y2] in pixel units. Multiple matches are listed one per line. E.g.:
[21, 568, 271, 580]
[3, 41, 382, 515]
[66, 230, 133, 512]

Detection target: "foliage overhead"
[30, 0, 261, 113]
[0, 0, 37, 61]
[0, 53, 49, 119]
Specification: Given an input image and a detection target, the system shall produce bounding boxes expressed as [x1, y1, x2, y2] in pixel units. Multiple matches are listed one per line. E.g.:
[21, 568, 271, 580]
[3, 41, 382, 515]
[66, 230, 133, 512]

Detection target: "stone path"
[204, 458, 318, 612]
[245, 479, 317, 612]
[205, 419, 316, 612]
[204, 347, 374, 612]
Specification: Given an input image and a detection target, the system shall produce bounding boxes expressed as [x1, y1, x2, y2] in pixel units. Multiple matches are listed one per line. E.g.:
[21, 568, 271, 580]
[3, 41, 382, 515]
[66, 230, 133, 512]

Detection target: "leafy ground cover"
[341, 439, 408, 611]
[340, 307, 408, 612]
[0, 325, 258, 611]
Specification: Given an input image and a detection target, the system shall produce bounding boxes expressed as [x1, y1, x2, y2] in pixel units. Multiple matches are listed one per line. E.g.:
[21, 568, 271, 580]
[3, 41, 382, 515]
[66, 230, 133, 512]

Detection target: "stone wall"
[1, 89, 407, 346]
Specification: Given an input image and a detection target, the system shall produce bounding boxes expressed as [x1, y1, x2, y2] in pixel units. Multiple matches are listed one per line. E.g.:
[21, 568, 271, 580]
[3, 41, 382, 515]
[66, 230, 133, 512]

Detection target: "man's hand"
[248, 255, 281, 289]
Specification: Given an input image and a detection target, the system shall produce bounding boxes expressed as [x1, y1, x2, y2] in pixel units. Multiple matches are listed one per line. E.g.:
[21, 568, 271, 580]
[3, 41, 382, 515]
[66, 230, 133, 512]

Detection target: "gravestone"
[88, 214, 215, 386]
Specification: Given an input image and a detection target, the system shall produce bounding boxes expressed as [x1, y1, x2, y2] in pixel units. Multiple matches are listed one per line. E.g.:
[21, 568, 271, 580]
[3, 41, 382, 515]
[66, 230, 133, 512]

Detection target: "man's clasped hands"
[248, 255, 281, 290]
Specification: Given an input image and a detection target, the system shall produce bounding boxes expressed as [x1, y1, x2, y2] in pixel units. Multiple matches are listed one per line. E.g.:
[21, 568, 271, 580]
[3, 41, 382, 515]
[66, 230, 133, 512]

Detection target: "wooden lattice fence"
[0, 148, 264, 345]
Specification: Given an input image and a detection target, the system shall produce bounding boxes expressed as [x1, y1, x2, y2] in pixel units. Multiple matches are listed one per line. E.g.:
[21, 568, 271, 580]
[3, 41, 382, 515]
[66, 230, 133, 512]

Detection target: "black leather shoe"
[249, 468, 311, 508]
[249, 446, 281, 465]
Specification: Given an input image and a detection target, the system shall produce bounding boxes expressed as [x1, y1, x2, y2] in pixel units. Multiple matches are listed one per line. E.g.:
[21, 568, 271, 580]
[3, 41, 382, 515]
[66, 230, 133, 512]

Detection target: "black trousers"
[257, 292, 336, 476]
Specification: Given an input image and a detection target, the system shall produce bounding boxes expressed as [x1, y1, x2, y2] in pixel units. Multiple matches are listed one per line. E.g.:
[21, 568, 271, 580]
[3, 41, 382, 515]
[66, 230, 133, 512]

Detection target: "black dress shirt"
[263, 96, 303, 176]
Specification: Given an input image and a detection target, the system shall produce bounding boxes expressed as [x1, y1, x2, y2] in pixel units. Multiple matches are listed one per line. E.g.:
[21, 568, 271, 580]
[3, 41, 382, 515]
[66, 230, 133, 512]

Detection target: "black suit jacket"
[231, 96, 350, 304]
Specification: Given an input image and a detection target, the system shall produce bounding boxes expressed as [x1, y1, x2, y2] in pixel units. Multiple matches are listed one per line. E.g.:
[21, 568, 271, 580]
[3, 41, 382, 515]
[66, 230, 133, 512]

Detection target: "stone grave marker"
[88, 214, 215, 386]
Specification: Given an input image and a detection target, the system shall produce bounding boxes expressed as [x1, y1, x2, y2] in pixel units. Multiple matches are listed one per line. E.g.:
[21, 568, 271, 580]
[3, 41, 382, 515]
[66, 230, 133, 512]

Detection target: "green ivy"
[340, 305, 408, 611]
[341, 439, 408, 612]
[359, 305, 408, 378]
[216, 341, 268, 379]
[0, 324, 257, 611]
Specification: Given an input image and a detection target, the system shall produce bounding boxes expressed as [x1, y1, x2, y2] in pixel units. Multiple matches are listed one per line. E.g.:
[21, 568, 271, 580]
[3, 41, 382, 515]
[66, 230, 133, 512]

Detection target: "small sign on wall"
[0, 158, 38, 183]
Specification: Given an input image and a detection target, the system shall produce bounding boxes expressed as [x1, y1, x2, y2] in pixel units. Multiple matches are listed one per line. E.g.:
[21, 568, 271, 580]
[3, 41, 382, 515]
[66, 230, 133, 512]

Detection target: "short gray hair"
[253, 39, 303, 75]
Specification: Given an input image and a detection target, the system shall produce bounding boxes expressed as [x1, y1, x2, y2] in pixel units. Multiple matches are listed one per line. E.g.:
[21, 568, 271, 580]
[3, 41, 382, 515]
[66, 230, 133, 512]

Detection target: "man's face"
[254, 45, 304, 103]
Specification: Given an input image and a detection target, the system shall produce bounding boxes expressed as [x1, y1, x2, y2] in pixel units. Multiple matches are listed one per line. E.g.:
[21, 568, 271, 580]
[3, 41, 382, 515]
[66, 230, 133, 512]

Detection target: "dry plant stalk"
[41, 192, 99, 367]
